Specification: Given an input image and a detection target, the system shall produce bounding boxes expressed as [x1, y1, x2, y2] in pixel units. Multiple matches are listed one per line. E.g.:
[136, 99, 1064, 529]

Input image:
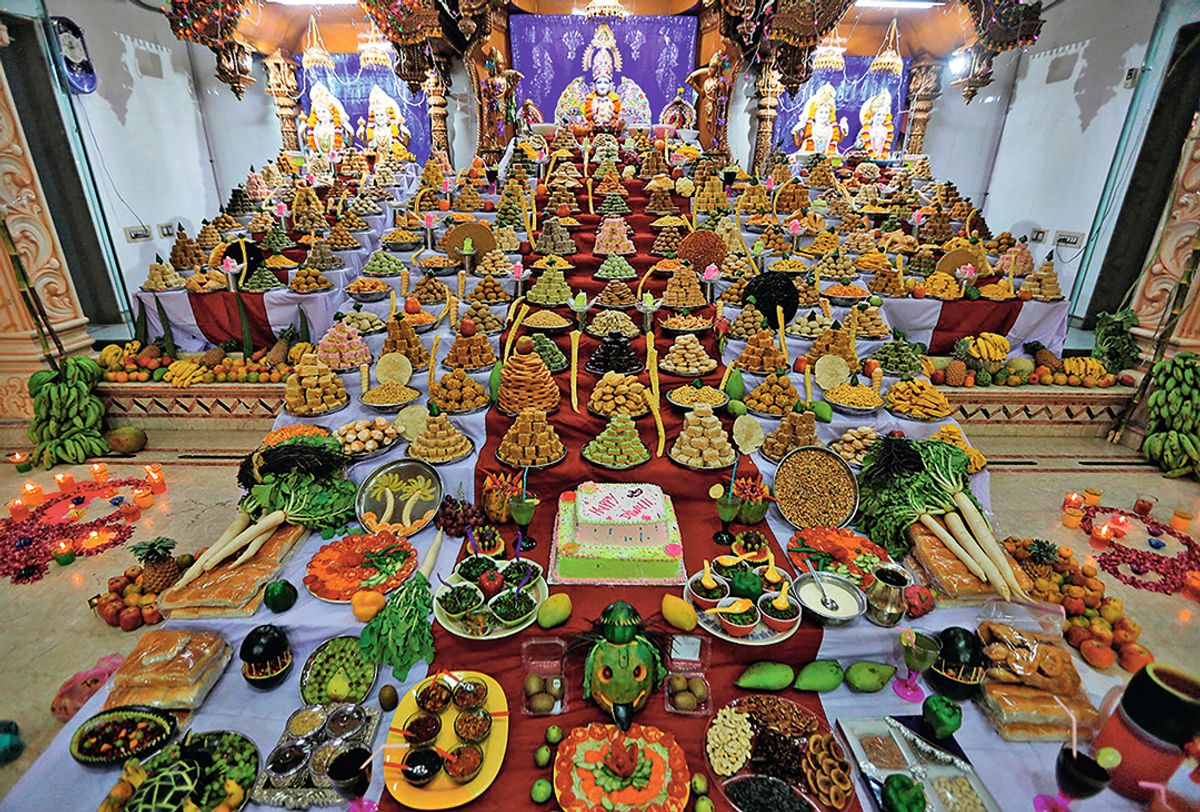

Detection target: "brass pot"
[863, 563, 912, 627]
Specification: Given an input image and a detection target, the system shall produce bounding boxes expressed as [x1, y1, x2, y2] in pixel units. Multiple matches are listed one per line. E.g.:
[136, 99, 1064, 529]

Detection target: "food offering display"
[303, 532, 416, 603]
[433, 553, 548, 638]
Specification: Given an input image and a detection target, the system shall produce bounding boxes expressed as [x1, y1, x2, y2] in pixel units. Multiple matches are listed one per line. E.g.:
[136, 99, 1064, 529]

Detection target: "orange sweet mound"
[678, 229, 727, 272]
[497, 409, 565, 467]
[734, 329, 788, 374]
[498, 337, 561, 414]
[445, 332, 497, 370]
[383, 316, 431, 369]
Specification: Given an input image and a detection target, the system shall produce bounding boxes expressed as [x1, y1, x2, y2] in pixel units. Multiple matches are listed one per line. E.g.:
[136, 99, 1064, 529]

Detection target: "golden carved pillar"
[263, 50, 301, 153]
[0, 23, 93, 419]
[752, 63, 783, 175]
[1129, 116, 1200, 355]
[904, 57, 943, 155]
[424, 59, 450, 158]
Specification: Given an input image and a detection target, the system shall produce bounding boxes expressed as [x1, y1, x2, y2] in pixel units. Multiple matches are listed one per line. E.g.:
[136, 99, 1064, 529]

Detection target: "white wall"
[46, 0, 221, 294]
[978, 0, 1157, 307]
[728, 70, 755, 169]
[444, 59, 477, 171]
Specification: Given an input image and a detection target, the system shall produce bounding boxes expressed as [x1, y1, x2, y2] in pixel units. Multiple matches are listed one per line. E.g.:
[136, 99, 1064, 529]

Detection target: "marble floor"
[0, 431, 1196, 798]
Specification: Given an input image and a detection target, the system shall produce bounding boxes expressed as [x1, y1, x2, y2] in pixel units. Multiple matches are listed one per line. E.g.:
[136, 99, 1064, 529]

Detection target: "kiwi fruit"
[667, 675, 689, 694]
[544, 676, 564, 699]
[671, 691, 699, 711]
[524, 673, 545, 697]
[527, 692, 557, 714]
[379, 684, 398, 712]
[687, 677, 709, 702]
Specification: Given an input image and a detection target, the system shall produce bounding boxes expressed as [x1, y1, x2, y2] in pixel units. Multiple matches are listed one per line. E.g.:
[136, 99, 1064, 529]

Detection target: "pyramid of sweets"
[594, 216, 636, 255]
[587, 309, 639, 339]
[841, 214, 871, 234]
[430, 367, 490, 413]
[661, 334, 716, 376]
[596, 279, 637, 308]
[1022, 255, 1062, 300]
[317, 321, 371, 370]
[413, 273, 449, 304]
[911, 157, 933, 181]
[586, 331, 642, 374]
[527, 267, 572, 305]
[650, 225, 684, 258]
[639, 149, 666, 179]
[813, 251, 855, 280]
[493, 225, 521, 252]
[588, 371, 649, 417]
[693, 176, 729, 214]
[494, 196, 526, 230]
[372, 164, 397, 186]
[995, 239, 1034, 277]
[908, 245, 937, 276]
[340, 150, 370, 177]
[597, 193, 631, 216]
[419, 158, 445, 191]
[409, 414, 473, 463]
[592, 159, 620, 181]
[705, 217, 740, 256]
[225, 185, 254, 217]
[803, 230, 840, 257]
[583, 413, 650, 469]
[285, 352, 348, 415]
[938, 181, 963, 210]
[468, 275, 510, 304]
[275, 183, 297, 204]
[824, 193, 853, 221]
[349, 196, 383, 216]
[289, 266, 332, 293]
[245, 171, 269, 201]
[984, 231, 1016, 255]
[383, 316, 430, 369]
[842, 231, 877, 254]
[240, 264, 285, 292]
[646, 187, 676, 215]
[761, 411, 819, 463]
[739, 182, 771, 213]
[170, 230, 204, 269]
[293, 207, 328, 232]
[461, 300, 503, 333]
[306, 239, 344, 270]
[476, 249, 513, 277]
[921, 207, 953, 243]
[808, 158, 836, 188]
[594, 174, 628, 198]
[247, 209, 276, 233]
[721, 253, 755, 280]
[358, 251, 400, 278]
[293, 185, 323, 212]
[142, 259, 186, 291]
[546, 185, 579, 214]
[950, 199, 974, 221]
[853, 185, 881, 210]
[259, 226, 295, 255]
[868, 261, 906, 297]
[499, 337, 561, 413]
[529, 333, 566, 372]
[786, 208, 826, 236]
[326, 223, 361, 250]
[196, 221, 222, 251]
[669, 404, 735, 469]
[497, 410, 565, 468]
[735, 329, 788, 373]
[855, 251, 892, 274]
[729, 303, 766, 340]
[261, 162, 283, 187]
[720, 275, 752, 305]
[454, 183, 483, 211]
[787, 308, 834, 339]
[745, 373, 800, 415]
[845, 304, 888, 339]
[534, 218, 576, 256]
[595, 254, 637, 280]
[805, 322, 860, 372]
[550, 127, 577, 151]
[794, 275, 821, 306]
[760, 224, 790, 253]
[662, 265, 705, 309]
[185, 265, 225, 293]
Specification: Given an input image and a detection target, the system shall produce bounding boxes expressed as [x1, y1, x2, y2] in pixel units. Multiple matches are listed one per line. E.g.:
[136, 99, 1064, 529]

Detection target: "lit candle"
[52, 540, 75, 566]
[1108, 512, 1130, 538]
[1062, 492, 1084, 511]
[1171, 510, 1193, 533]
[1089, 522, 1113, 550]
[84, 530, 107, 550]
[119, 502, 141, 523]
[1082, 487, 1103, 506]
[54, 472, 75, 492]
[133, 486, 153, 509]
[9, 452, 31, 473]
[21, 482, 44, 507]
[6, 498, 28, 521]
[143, 463, 163, 478]
[147, 471, 166, 494]
[1061, 507, 1084, 529]
[91, 462, 109, 483]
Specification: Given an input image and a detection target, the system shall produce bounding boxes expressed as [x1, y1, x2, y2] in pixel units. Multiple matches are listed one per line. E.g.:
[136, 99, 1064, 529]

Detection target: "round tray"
[659, 321, 713, 336]
[433, 579, 548, 641]
[354, 458, 443, 535]
[658, 363, 719, 378]
[659, 300, 710, 312]
[665, 388, 728, 411]
[823, 294, 869, 308]
[382, 241, 421, 252]
[683, 587, 800, 647]
[345, 288, 390, 303]
[434, 398, 491, 417]
[523, 319, 573, 334]
[285, 399, 350, 419]
[298, 636, 378, 702]
[495, 446, 566, 471]
[70, 705, 178, 767]
[884, 406, 951, 423]
[772, 445, 859, 530]
[141, 285, 186, 294]
[581, 451, 651, 471]
[290, 285, 335, 296]
[584, 361, 644, 376]
[405, 436, 476, 467]
[525, 296, 572, 309]
[666, 451, 734, 472]
[594, 300, 637, 311]
[744, 404, 793, 421]
[344, 438, 405, 463]
[829, 401, 882, 416]
[586, 403, 651, 422]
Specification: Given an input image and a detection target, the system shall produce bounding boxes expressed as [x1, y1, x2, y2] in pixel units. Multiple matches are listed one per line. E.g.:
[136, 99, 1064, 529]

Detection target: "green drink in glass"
[714, 493, 741, 545]
[508, 493, 540, 551]
[894, 628, 941, 703]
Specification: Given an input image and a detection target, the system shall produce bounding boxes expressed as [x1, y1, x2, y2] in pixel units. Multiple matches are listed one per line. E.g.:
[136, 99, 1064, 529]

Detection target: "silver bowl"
[792, 571, 867, 626]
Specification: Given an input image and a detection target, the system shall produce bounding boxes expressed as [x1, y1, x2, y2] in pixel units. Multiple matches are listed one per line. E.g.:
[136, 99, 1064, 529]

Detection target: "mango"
[810, 400, 833, 423]
[536, 593, 572, 628]
[735, 661, 795, 691]
[488, 361, 504, 402]
[662, 593, 698, 631]
[726, 399, 748, 417]
[793, 660, 845, 692]
[725, 367, 745, 400]
[106, 427, 147, 454]
[845, 661, 896, 693]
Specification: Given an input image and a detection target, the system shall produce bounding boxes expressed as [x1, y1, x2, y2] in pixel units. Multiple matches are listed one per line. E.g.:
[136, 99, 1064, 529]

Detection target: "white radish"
[175, 512, 252, 588]
[944, 511, 1011, 600]
[954, 492, 1029, 599]
[204, 510, 286, 571]
[230, 524, 282, 568]
[918, 514, 986, 581]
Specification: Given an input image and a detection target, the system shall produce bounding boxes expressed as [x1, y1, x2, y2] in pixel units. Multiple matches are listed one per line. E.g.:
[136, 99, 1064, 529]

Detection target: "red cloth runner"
[185, 291, 276, 348]
[929, 298, 1024, 355]
[377, 174, 858, 812]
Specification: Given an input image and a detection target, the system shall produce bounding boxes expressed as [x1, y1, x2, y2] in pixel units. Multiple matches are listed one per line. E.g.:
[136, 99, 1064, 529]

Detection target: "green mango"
[727, 399, 748, 417]
[735, 661, 795, 691]
[488, 361, 504, 403]
[810, 400, 833, 423]
[845, 661, 897, 693]
[536, 593, 572, 628]
[793, 660, 845, 692]
[725, 367, 745, 400]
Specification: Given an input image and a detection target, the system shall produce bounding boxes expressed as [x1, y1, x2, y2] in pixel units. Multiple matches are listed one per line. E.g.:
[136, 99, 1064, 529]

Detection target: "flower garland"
[1080, 505, 1200, 596]
[0, 478, 149, 585]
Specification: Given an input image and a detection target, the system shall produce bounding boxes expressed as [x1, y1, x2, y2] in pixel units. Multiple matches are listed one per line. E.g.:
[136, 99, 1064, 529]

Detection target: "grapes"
[433, 495, 485, 537]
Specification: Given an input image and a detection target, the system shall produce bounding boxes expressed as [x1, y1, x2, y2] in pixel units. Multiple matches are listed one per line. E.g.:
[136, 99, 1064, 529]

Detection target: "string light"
[165, 0, 250, 49]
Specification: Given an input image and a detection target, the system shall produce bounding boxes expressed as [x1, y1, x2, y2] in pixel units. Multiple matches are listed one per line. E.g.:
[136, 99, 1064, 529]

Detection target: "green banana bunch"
[24, 355, 110, 468]
[1143, 353, 1200, 476]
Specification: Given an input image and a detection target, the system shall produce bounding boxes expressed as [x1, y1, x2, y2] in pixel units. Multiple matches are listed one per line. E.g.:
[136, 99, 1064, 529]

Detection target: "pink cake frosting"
[574, 482, 669, 547]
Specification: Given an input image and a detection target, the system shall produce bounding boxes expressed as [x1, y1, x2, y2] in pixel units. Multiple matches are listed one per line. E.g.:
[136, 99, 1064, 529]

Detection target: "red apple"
[124, 566, 143, 581]
[118, 606, 144, 632]
[96, 598, 123, 627]
[108, 575, 130, 595]
[1118, 643, 1154, 672]
[141, 603, 163, 625]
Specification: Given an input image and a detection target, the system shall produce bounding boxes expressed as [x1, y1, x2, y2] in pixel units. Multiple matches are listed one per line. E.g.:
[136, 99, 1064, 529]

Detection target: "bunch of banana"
[287, 342, 314, 364]
[1143, 352, 1200, 477]
[967, 332, 1010, 368]
[163, 360, 204, 388]
[98, 341, 141, 369]
[26, 356, 110, 468]
[1062, 356, 1107, 378]
[884, 378, 955, 419]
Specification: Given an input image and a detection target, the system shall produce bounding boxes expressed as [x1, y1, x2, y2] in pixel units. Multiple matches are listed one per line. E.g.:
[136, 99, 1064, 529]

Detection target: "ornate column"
[904, 57, 943, 155]
[423, 59, 450, 158]
[1129, 116, 1200, 355]
[752, 62, 783, 175]
[0, 23, 93, 419]
[263, 50, 301, 153]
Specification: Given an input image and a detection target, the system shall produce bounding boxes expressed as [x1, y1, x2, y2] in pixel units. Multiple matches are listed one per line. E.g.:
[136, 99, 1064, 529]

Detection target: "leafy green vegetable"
[358, 573, 436, 681]
[1092, 309, 1140, 373]
[240, 471, 356, 533]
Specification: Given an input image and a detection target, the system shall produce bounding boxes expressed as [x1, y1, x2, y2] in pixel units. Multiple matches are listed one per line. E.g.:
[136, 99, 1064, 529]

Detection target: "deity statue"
[355, 85, 411, 156]
[687, 51, 734, 155]
[517, 98, 545, 132]
[791, 82, 847, 156]
[855, 89, 895, 160]
[659, 87, 697, 131]
[299, 81, 352, 159]
[555, 23, 651, 133]
[479, 46, 524, 151]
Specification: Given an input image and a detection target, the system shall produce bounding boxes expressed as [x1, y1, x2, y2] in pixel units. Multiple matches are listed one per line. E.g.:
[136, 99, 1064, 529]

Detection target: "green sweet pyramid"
[259, 226, 295, 255]
[597, 193, 631, 215]
[531, 333, 567, 371]
[595, 254, 637, 280]
[583, 413, 650, 469]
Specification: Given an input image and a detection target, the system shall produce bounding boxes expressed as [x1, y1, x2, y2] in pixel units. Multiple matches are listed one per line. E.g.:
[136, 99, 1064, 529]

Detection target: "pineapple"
[264, 327, 294, 367]
[1021, 538, 1059, 580]
[138, 341, 162, 359]
[1023, 341, 1061, 372]
[945, 339, 970, 387]
[131, 537, 181, 593]
[199, 346, 226, 367]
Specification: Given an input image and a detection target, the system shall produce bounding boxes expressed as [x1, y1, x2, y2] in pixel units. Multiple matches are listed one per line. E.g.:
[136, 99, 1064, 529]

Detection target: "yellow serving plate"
[383, 671, 509, 810]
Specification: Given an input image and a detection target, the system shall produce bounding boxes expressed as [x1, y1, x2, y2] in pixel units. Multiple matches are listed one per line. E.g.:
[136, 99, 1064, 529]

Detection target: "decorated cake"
[552, 484, 685, 584]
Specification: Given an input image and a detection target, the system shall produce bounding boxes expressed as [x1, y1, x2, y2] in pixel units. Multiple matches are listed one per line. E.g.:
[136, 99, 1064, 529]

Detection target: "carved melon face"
[585, 638, 658, 731]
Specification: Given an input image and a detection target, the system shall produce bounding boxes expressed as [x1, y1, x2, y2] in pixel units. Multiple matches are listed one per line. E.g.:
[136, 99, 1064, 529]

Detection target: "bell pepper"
[477, 568, 505, 600]
[350, 589, 386, 622]
[263, 580, 297, 613]
[882, 773, 926, 812]
[922, 694, 963, 739]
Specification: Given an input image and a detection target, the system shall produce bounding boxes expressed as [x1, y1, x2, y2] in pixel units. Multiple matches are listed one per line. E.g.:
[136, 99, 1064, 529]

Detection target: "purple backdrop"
[298, 53, 430, 164]
[776, 56, 909, 154]
[509, 14, 698, 127]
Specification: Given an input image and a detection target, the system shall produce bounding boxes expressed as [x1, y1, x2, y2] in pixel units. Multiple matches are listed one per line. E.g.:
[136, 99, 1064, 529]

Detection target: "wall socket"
[124, 225, 151, 243]
[1125, 67, 1141, 89]
[1030, 229, 1047, 243]
[157, 223, 176, 238]
[1054, 230, 1086, 247]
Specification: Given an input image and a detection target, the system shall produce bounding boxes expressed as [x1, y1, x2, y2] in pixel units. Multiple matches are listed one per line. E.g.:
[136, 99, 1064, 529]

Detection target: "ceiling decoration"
[584, 0, 628, 19]
[301, 15, 335, 71]
[165, 1, 255, 97]
[811, 25, 846, 73]
[868, 18, 903, 76]
[953, 0, 1044, 102]
[358, 20, 394, 69]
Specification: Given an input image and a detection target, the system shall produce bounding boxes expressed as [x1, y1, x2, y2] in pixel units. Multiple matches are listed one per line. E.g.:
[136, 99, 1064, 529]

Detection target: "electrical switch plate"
[1054, 230, 1085, 247]
[1124, 67, 1141, 89]
[124, 225, 151, 243]
[157, 223, 176, 238]
[1030, 229, 1046, 243]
